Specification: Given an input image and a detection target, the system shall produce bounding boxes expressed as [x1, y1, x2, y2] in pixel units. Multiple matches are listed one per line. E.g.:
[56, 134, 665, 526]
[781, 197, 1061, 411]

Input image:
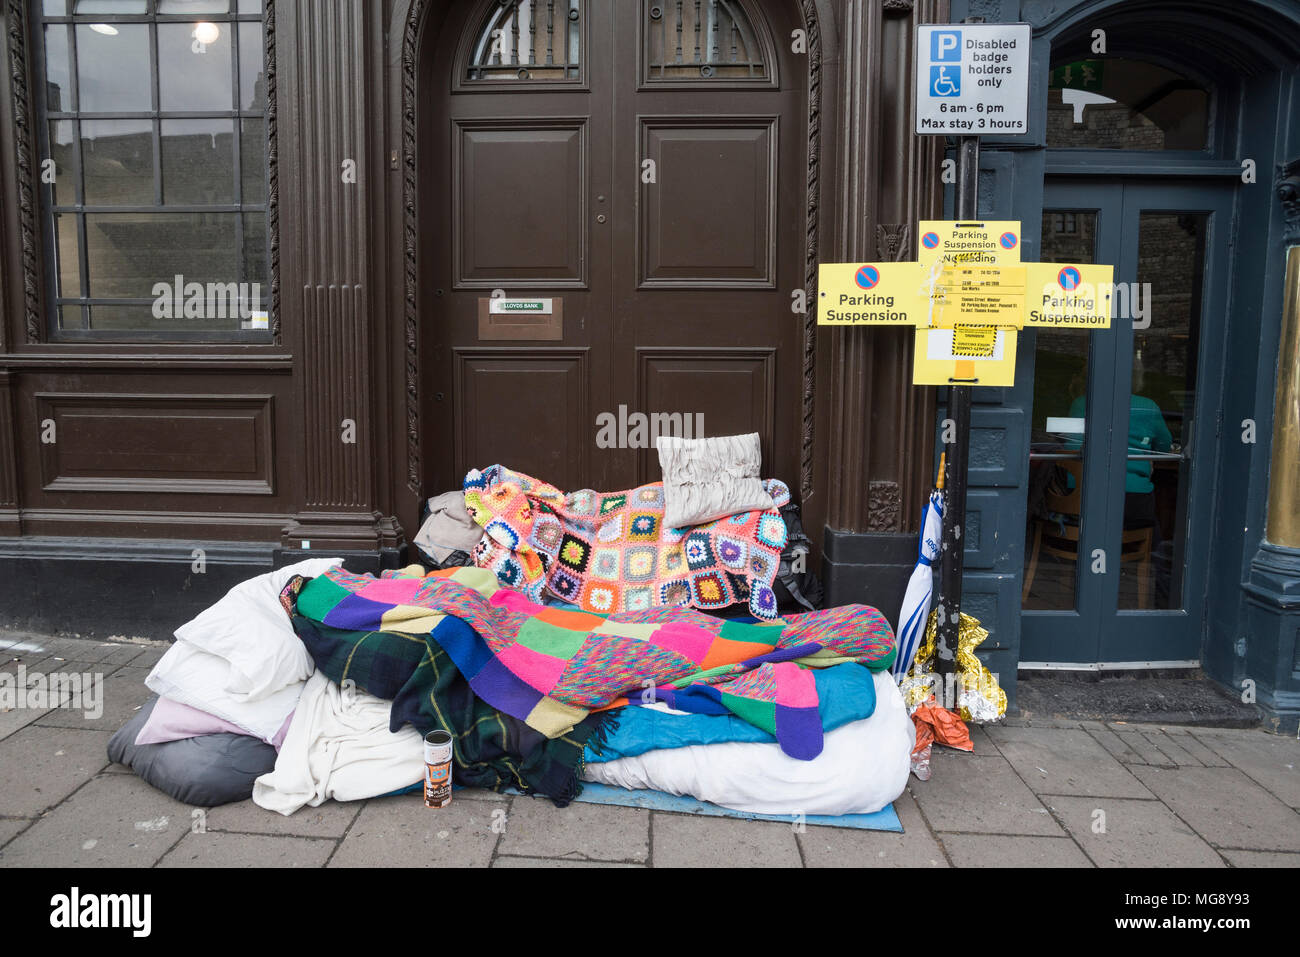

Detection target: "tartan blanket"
[464, 464, 792, 620]
[290, 565, 896, 760]
[281, 580, 607, 806]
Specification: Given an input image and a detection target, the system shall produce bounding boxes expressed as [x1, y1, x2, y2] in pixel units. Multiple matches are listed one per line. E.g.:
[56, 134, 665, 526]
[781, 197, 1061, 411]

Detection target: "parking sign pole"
[934, 132, 980, 682]
[913, 16, 1029, 689]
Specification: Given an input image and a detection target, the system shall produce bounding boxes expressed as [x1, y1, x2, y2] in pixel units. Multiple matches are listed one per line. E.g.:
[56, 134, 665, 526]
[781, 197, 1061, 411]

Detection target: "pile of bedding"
[107, 452, 913, 821]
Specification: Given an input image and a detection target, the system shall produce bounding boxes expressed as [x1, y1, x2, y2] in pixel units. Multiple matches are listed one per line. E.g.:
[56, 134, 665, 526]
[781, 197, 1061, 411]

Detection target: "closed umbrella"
[892, 458, 945, 681]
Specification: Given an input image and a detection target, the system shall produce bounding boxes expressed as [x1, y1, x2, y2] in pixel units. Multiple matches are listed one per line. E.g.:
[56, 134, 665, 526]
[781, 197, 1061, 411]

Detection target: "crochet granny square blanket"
[290, 565, 896, 760]
[464, 464, 791, 620]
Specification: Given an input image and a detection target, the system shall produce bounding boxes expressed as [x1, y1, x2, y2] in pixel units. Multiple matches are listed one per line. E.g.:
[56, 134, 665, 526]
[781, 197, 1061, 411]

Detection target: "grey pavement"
[1, 634, 1297, 868]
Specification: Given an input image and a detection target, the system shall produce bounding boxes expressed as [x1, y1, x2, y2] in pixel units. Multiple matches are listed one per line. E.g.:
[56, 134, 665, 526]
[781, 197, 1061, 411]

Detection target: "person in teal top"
[1066, 392, 1173, 493]
[1059, 357, 1174, 553]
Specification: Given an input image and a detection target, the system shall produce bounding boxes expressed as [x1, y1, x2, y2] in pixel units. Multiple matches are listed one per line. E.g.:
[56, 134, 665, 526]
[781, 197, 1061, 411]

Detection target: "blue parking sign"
[931, 30, 962, 62]
[930, 65, 961, 97]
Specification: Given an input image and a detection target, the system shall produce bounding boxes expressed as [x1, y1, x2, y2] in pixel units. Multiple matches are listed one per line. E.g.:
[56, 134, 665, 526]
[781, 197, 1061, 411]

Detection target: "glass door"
[1021, 180, 1233, 664]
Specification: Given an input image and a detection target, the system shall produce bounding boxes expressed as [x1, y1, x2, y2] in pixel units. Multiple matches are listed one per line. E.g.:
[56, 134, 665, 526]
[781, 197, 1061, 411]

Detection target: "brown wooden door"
[425, 0, 804, 496]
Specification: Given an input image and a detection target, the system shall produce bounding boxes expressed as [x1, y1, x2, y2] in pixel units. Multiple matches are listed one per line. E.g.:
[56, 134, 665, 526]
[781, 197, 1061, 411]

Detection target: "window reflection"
[1023, 209, 1097, 611]
[1047, 58, 1208, 151]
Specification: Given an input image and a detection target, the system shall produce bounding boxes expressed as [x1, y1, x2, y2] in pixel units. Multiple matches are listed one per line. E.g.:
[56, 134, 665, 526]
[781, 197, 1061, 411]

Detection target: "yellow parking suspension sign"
[817, 220, 1113, 387]
[918, 220, 1023, 266]
[1024, 263, 1114, 328]
[930, 264, 1027, 328]
[913, 326, 1019, 387]
[817, 262, 933, 327]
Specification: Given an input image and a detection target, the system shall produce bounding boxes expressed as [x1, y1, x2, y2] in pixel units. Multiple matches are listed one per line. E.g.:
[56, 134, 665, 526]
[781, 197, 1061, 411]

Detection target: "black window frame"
[31, 0, 272, 344]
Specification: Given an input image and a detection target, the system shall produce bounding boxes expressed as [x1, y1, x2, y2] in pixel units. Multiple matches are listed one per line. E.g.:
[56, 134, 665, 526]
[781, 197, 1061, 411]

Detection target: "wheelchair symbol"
[930, 66, 961, 98]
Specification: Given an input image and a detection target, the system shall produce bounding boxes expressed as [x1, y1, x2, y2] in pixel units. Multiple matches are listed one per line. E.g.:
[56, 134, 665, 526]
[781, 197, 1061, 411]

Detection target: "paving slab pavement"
[940, 834, 1092, 867]
[1043, 795, 1223, 868]
[0, 634, 1297, 868]
[202, 798, 361, 839]
[650, 812, 803, 867]
[1185, 728, 1300, 808]
[327, 794, 501, 868]
[1128, 766, 1300, 853]
[498, 794, 649, 863]
[0, 725, 115, 818]
[985, 726, 1155, 798]
[159, 831, 336, 868]
[911, 753, 1065, 836]
[797, 789, 948, 868]
[1, 773, 191, 867]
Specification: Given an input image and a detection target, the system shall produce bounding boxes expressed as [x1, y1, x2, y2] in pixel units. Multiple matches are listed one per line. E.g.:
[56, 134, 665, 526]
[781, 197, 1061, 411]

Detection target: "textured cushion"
[109, 697, 279, 807]
[657, 433, 775, 529]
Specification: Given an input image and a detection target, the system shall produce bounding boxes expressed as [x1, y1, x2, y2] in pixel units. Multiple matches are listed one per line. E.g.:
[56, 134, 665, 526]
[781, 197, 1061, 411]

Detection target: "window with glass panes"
[36, 0, 269, 339]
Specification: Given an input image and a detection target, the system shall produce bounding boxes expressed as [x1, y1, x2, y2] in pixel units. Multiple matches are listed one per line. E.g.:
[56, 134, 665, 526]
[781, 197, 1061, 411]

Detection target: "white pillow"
[145, 642, 303, 744]
[169, 557, 342, 702]
[656, 432, 776, 528]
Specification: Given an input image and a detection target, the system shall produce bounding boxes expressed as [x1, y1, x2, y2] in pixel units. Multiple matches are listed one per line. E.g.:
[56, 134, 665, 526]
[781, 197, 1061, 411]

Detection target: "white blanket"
[252, 672, 425, 816]
[146, 558, 343, 741]
[582, 670, 912, 817]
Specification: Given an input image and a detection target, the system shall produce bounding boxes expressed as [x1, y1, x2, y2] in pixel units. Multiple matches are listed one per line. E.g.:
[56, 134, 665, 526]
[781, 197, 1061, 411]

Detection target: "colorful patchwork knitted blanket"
[291, 565, 896, 760]
[463, 464, 792, 620]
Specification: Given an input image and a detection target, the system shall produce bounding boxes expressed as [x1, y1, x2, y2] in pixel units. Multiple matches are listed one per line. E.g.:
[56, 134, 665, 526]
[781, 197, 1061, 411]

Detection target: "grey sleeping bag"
[108, 697, 279, 807]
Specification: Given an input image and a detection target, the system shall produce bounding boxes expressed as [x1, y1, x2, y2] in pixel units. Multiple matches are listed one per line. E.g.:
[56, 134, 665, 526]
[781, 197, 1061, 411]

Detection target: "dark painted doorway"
[1020, 179, 1235, 664]
[421, 0, 806, 495]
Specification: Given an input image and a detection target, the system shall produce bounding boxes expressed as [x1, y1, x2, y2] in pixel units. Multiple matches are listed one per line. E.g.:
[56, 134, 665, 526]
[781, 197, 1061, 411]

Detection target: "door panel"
[633, 348, 777, 484]
[453, 120, 589, 285]
[638, 118, 778, 286]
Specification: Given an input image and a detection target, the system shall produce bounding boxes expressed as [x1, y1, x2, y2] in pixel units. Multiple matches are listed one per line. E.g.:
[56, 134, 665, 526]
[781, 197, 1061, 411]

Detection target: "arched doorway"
[411, 0, 812, 500]
[1014, 4, 1289, 666]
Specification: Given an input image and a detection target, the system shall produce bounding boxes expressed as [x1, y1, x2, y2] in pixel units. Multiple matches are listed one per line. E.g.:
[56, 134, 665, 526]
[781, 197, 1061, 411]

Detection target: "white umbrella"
[893, 477, 944, 681]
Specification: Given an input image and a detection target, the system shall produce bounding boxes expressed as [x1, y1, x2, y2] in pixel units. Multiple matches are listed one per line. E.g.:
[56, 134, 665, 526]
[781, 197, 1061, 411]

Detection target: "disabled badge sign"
[916, 24, 1031, 135]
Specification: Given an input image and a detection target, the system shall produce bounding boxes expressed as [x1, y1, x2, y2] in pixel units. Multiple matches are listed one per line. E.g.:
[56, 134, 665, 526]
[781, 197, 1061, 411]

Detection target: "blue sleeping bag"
[585, 662, 877, 764]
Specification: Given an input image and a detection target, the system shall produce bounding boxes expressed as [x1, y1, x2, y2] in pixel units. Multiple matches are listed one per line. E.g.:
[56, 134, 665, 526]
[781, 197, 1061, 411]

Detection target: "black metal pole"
[934, 134, 980, 684]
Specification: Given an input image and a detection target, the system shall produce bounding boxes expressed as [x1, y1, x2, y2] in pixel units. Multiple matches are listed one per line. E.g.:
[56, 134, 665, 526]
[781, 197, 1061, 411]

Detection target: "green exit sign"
[1050, 59, 1103, 91]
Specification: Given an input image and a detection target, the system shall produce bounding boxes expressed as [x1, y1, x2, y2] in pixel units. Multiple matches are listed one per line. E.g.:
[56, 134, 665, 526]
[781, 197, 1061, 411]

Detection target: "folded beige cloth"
[414, 491, 485, 563]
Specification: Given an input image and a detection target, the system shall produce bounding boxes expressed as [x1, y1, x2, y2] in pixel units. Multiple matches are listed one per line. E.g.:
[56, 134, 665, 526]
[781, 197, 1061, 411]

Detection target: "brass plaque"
[477, 297, 563, 341]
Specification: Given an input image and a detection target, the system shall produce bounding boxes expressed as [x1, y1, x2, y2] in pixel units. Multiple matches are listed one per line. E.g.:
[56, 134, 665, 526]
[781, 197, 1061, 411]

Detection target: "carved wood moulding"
[876, 223, 912, 262]
[6, 0, 39, 343]
[867, 480, 903, 532]
[1278, 158, 1300, 246]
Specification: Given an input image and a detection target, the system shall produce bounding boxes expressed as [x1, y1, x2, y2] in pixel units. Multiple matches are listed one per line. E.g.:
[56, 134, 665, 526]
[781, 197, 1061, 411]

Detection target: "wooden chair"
[1022, 459, 1154, 608]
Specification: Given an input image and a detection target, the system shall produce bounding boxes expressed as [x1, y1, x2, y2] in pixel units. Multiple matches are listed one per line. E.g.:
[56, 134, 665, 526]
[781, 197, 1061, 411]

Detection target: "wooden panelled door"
[423, 0, 806, 495]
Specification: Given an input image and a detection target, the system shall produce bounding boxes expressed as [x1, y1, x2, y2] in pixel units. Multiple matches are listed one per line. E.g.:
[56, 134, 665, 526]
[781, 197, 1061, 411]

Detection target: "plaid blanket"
[281, 578, 606, 806]
[290, 565, 896, 760]
[463, 464, 792, 620]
